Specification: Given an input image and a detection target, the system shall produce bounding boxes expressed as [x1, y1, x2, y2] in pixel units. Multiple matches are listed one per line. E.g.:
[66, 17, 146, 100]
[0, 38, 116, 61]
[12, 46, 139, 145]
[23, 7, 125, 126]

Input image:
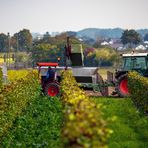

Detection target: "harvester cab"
[121, 52, 148, 76]
[114, 52, 148, 97]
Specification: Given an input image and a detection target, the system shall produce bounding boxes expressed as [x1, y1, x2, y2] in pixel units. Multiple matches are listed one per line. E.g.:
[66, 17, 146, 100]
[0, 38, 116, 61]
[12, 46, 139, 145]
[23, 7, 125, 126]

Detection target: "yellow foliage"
[0, 70, 41, 139]
[61, 70, 111, 148]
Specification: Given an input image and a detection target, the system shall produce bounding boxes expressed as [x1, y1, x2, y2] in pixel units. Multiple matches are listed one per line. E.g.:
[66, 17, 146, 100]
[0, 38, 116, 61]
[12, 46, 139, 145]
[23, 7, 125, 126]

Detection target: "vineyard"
[0, 69, 148, 147]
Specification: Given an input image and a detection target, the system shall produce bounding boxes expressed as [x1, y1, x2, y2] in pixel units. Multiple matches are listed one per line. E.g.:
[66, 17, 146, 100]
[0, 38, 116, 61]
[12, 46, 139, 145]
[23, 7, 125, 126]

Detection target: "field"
[1, 96, 63, 147]
[93, 97, 148, 148]
[0, 69, 148, 147]
[1, 96, 148, 147]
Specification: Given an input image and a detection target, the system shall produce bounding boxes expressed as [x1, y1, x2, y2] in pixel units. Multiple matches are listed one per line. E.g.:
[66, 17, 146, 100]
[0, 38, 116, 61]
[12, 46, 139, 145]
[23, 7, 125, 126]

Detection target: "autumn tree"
[94, 48, 118, 66]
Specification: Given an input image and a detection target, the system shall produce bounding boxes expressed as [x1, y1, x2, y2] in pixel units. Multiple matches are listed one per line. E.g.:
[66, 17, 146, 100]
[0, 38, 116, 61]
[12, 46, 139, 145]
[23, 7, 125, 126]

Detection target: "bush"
[61, 70, 112, 148]
[0, 70, 41, 140]
[128, 71, 148, 113]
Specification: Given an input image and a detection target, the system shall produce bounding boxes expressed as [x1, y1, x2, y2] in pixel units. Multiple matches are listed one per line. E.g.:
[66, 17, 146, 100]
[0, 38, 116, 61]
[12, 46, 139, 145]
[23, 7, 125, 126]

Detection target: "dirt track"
[85, 87, 116, 97]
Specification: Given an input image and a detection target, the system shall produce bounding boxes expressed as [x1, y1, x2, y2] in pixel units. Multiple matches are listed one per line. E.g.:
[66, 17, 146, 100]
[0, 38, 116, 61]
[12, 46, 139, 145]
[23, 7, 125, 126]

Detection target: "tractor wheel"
[44, 82, 60, 97]
[115, 74, 129, 97]
[97, 73, 108, 96]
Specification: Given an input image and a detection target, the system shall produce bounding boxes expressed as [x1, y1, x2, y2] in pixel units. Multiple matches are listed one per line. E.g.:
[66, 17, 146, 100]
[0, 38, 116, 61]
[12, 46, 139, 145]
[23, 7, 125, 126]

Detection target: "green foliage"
[32, 35, 81, 66]
[0, 33, 7, 52]
[31, 43, 59, 64]
[1, 96, 63, 147]
[128, 71, 148, 113]
[61, 70, 111, 148]
[12, 29, 32, 51]
[86, 47, 119, 67]
[0, 70, 41, 140]
[121, 29, 141, 46]
[94, 98, 148, 148]
[15, 52, 30, 63]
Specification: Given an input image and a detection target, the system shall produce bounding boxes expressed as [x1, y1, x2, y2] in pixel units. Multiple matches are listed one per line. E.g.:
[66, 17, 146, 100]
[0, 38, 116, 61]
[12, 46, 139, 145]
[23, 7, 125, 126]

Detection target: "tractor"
[37, 37, 148, 98]
[114, 52, 148, 97]
[37, 62, 60, 97]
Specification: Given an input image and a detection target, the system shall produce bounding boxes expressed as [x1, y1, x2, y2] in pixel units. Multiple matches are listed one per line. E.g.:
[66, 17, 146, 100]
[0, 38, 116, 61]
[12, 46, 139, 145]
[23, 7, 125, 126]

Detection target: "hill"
[76, 28, 148, 40]
[31, 28, 148, 41]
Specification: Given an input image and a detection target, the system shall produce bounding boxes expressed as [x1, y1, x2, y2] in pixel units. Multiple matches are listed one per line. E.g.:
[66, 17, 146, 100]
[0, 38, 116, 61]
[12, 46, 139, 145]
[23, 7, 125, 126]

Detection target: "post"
[0, 65, 7, 84]
[64, 37, 71, 70]
[15, 33, 19, 69]
[7, 32, 11, 68]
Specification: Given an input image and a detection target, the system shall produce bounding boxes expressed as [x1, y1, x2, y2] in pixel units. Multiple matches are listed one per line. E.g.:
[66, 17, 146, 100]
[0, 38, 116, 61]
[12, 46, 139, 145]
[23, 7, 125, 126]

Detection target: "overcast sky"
[0, 0, 148, 35]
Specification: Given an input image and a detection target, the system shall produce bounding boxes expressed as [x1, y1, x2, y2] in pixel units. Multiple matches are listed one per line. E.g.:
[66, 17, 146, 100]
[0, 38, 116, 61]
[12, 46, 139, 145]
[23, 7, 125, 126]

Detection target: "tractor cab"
[122, 52, 148, 77]
[37, 62, 60, 97]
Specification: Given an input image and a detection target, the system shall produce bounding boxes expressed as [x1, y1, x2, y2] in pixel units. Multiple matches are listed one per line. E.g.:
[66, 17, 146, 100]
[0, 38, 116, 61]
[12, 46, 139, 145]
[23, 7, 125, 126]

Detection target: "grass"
[93, 97, 148, 148]
[1, 96, 63, 148]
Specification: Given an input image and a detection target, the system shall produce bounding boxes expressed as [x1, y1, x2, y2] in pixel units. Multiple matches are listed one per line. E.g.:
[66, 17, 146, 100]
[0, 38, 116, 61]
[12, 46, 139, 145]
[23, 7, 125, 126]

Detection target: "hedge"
[7, 70, 30, 82]
[0, 70, 41, 140]
[61, 70, 112, 148]
[128, 71, 148, 113]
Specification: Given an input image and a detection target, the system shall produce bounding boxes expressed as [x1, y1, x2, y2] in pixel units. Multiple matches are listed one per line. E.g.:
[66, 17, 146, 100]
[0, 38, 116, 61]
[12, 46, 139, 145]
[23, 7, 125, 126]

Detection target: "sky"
[0, 0, 148, 35]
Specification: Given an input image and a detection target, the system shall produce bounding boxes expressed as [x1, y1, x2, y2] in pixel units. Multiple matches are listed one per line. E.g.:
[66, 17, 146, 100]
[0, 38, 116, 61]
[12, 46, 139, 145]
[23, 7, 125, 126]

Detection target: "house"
[135, 45, 146, 50]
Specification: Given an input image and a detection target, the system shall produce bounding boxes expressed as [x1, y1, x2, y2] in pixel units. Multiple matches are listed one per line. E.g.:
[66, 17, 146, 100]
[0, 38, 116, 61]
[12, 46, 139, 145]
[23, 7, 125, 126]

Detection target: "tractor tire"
[115, 74, 129, 97]
[44, 82, 60, 97]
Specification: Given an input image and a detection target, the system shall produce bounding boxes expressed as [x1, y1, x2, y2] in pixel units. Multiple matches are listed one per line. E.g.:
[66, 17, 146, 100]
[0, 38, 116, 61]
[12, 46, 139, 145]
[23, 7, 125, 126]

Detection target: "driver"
[46, 66, 55, 80]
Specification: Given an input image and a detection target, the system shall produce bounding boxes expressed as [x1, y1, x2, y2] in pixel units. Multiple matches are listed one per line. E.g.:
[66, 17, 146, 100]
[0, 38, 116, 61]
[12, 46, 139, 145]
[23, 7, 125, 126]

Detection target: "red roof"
[37, 62, 58, 67]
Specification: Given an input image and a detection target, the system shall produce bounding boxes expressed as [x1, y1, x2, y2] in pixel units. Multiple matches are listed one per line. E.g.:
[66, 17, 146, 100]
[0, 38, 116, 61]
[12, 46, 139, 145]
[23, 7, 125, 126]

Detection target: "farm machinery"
[114, 52, 148, 97]
[37, 37, 148, 97]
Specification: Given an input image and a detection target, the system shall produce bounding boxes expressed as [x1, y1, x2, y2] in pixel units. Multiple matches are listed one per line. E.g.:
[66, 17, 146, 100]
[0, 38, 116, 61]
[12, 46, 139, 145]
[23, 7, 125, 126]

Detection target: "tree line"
[0, 29, 147, 68]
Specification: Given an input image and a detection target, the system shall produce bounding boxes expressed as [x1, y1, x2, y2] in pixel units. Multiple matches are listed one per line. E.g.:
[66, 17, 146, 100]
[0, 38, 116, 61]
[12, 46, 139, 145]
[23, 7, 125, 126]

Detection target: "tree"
[94, 48, 118, 67]
[43, 32, 51, 42]
[31, 43, 59, 65]
[12, 29, 32, 51]
[144, 33, 148, 41]
[0, 33, 7, 52]
[93, 36, 105, 48]
[121, 29, 141, 47]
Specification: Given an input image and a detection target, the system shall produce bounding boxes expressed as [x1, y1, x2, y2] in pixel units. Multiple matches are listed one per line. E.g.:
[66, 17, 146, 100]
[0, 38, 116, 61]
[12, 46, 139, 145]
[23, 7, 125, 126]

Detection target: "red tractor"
[37, 62, 60, 97]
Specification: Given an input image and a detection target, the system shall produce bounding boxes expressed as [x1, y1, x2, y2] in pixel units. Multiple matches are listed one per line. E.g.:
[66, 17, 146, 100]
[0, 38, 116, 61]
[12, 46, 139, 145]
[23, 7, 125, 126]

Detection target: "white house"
[135, 45, 146, 50]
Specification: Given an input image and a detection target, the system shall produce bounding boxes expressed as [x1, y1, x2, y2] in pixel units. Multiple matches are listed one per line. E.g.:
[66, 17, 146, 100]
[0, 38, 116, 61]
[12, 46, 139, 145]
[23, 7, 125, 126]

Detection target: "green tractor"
[114, 52, 148, 97]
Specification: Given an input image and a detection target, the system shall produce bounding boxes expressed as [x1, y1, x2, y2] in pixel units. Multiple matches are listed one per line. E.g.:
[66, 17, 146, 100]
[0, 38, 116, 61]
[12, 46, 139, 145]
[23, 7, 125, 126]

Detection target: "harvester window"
[123, 58, 132, 70]
[123, 57, 147, 70]
[134, 57, 147, 70]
